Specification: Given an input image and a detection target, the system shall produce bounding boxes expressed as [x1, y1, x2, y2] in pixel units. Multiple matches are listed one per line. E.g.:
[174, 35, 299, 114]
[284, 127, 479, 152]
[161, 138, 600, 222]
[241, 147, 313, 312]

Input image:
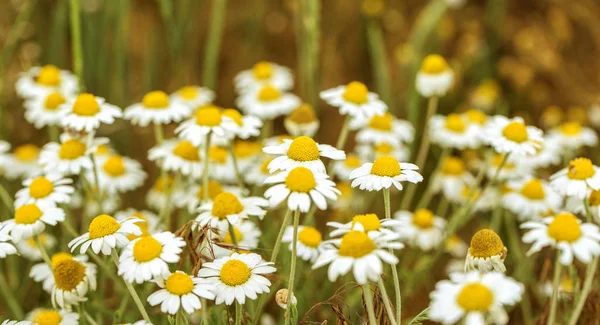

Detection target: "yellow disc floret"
[343, 81, 369, 105]
[344, 155, 362, 168]
[222, 109, 244, 126]
[338, 231, 376, 258]
[178, 86, 199, 100]
[133, 236, 163, 262]
[142, 90, 170, 109]
[420, 54, 448, 74]
[287, 136, 320, 162]
[32, 310, 62, 325]
[441, 157, 465, 176]
[352, 214, 381, 232]
[44, 92, 66, 110]
[412, 209, 435, 229]
[469, 229, 505, 258]
[444, 114, 466, 133]
[547, 212, 582, 243]
[285, 167, 316, 193]
[502, 121, 529, 143]
[220, 260, 251, 286]
[72, 93, 100, 116]
[197, 180, 224, 200]
[212, 192, 244, 220]
[14, 144, 40, 162]
[370, 156, 401, 177]
[209, 146, 228, 164]
[15, 204, 43, 224]
[29, 177, 54, 198]
[464, 109, 487, 125]
[223, 226, 243, 244]
[252, 61, 273, 80]
[103, 155, 126, 177]
[368, 113, 393, 131]
[173, 141, 200, 161]
[456, 283, 493, 311]
[298, 226, 322, 248]
[588, 190, 600, 206]
[559, 122, 582, 136]
[257, 85, 282, 102]
[53, 259, 86, 291]
[165, 272, 194, 295]
[36, 65, 61, 86]
[233, 141, 262, 158]
[288, 104, 317, 123]
[194, 106, 222, 126]
[520, 179, 545, 200]
[567, 158, 595, 180]
[88, 214, 121, 239]
[51, 252, 73, 269]
[59, 139, 86, 160]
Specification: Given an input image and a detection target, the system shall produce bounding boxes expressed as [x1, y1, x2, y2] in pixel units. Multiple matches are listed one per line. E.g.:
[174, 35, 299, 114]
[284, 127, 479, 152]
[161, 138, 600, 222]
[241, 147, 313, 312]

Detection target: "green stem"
[0, 182, 14, 214]
[111, 249, 151, 323]
[583, 197, 592, 223]
[235, 302, 243, 325]
[35, 235, 52, 266]
[48, 125, 59, 142]
[547, 256, 562, 325]
[153, 123, 164, 144]
[284, 209, 301, 325]
[377, 278, 398, 325]
[228, 221, 238, 246]
[335, 115, 351, 151]
[362, 284, 377, 325]
[383, 188, 401, 323]
[69, 0, 85, 91]
[229, 144, 247, 193]
[490, 206, 503, 232]
[0, 269, 23, 318]
[567, 257, 598, 325]
[202, 0, 228, 89]
[366, 18, 393, 109]
[202, 132, 212, 202]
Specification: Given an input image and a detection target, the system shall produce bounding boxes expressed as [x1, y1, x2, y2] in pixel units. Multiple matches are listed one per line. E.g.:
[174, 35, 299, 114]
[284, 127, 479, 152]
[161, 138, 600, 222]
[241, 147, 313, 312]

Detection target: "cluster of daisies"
[0, 54, 599, 325]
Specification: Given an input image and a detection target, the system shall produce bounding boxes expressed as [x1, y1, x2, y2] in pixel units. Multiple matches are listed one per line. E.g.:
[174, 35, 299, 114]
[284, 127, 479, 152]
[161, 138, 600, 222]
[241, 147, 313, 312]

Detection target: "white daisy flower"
[540, 275, 575, 300]
[234, 61, 293, 94]
[244, 156, 273, 186]
[124, 90, 190, 126]
[15, 173, 74, 207]
[482, 116, 544, 156]
[23, 91, 72, 129]
[0, 140, 10, 172]
[431, 156, 475, 202]
[445, 235, 468, 258]
[221, 108, 263, 140]
[175, 105, 227, 146]
[118, 232, 186, 284]
[312, 223, 403, 284]
[16, 233, 56, 261]
[461, 108, 489, 134]
[3, 202, 65, 242]
[60, 93, 122, 132]
[522, 212, 600, 265]
[263, 136, 346, 173]
[213, 220, 261, 258]
[39, 133, 107, 176]
[115, 208, 161, 239]
[565, 190, 600, 224]
[170, 85, 215, 109]
[203, 145, 238, 183]
[469, 79, 500, 112]
[356, 113, 414, 147]
[237, 85, 300, 120]
[332, 154, 363, 180]
[429, 271, 523, 325]
[283, 103, 320, 137]
[15, 65, 78, 99]
[173, 180, 237, 213]
[0, 223, 17, 258]
[195, 192, 268, 232]
[326, 213, 401, 238]
[319, 81, 387, 120]
[26, 308, 79, 325]
[4, 144, 43, 180]
[30, 252, 90, 293]
[50, 257, 97, 309]
[282, 225, 323, 262]
[394, 209, 446, 251]
[415, 54, 454, 97]
[68, 214, 143, 255]
[518, 135, 562, 170]
[146, 175, 177, 212]
[264, 167, 340, 213]
[356, 141, 410, 163]
[230, 140, 264, 174]
[197, 252, 276, 305]
[429, 113, 482, 150]
[456, 184, 503, 213]
[465, 229, 508, 273]
[548, 121, 598, 151]
[148, 139, 203, 179]
[92, 154, 147, 194]
[503, 177, 561, 220]
[350, 156, 423, 192]
[550, 157, 600, 199]
[482, 153, 531, 182]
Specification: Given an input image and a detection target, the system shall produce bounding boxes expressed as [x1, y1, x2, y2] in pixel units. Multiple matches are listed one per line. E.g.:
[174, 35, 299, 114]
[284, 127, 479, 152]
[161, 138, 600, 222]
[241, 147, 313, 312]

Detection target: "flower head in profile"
[416, 54, 454, 97]
[327, 213, 400, 238]
[16, 233, 56, 261]
[124, 90, 190, 126]
[548, 121, 598, 151]
[61, 93, 122, 132]
[170, 85, 215, 109]
[175, 105, 227, 146]
[550, 157, 600, 199]
[465, 229, 507, 273]
[50, 257, 97, 309]
[263, 136, 346, 173]
[234, 61, 293, 94]
[482, 116, 544, 156]
[284, 103, 320, 137]
[3, 202, 65, 242]
[15, 173, 74, 207]
[469, 79, 500, 112]
[147, 270, 215, 315]
[221, 108, 263, 140]
[5, 144, 43, 180]
[148, 139, 203, 179]
[429, 113, 483, 150]
[30, 252, 91, 293]
[69, 214, 143, 255]
[26, 308, 79, 325]
[23, 91, 72, 129]
[282, 225, 324, 262]
[92, 154, 147, 194]
[15, 65, 78, 99]
[355, 112, 414, 147]
[39, 133, 107, 176]
[320, 81, 387, 120]
[350, 156, 423, 192]
[502, 177, 561, 220]
[431, 156, 475, 202]
[195, 192, 268, 231]
[394, 209, 446, 251]
[237, 84, 300, 120]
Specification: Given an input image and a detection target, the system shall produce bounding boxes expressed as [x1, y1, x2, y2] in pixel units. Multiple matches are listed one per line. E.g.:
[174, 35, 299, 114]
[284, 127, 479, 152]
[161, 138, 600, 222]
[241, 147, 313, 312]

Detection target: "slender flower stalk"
[0, 269, 23, 318]
[153, 123, 164, 144]
[69, 0, 84, 91]
[235, 302, 243, 325]
[547, 257, 562, 325]
[0, 182, 14, 214]
[284, 209, 301, 325]
[228, 144, 247, 193]
[202, 0, 228, 89]
[202, 132, 212, 202]
[377, 278, 398, 325]
[383, 188, 402, 323]
[111, 249, 152, 323]
[363, 284, 377, 325]
[228, 221, 238, 246]
[34, 235, 52, 266]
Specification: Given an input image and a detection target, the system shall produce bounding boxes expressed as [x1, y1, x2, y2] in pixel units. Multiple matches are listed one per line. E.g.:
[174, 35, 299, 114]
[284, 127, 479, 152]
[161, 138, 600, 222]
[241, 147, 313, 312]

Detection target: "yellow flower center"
[469, 229, 505, 258]
[588, 190, 600, 206]
[128, 212, 150, 240]
[15, 204, 43, 224]
[53, 259, 86, 291]
[344, 155, 362, 168]
[370, 156, 401, 177]
[464, 109, 487, 125]
[58, 139, 87, 160]
[88, 214, 121, 239]
[342, 81, 369, 105]
[560, 275, 574, 293]
[288, 104, 317, 123]
[222, 109, 244, 126]
[14, 144, 40, 162]
[567, 158, 595, 180]
[28, 177, 54, 199]
[502, 121, 528, 143]
[558, 122, 582, 136]
[287, 136, 320, 162]
[547, 212, 582, 243]
[441, 157, 465, 176]
[444, 114, 466, 133]
[456, 283, 494, 311]
[95, 144, 111, 155]
[220, 260, 251, 286]
[36, 65, 61, 86]
[257, 85, 282, 102]
[51, 252, 73, 269]
[194, 106, 222, 126]
[420, 54, 448, 74]
[133, 236, 163, 262]
[298, 226, 322, 248]
[351, 214, 381, 232]
[260, 159, 273, 175]
[285, 167, 316, 193]
[197, 180, 224, 200]
[32, 310, 62, 325]
[412, 209, 435, 229]
[223, 226, 243, 244]
[165, 272, 194, 295]
[233, 141, 262, 158]
[374, 142, 394, 154]
[103, 156, 126, 177]
[212, 192, 244, 219]
[368, 113, 393, 131]
[252, 61, 273, 80]
[172, 141, 200, 161]
[492, 154, 515, 170]
[153, 176, 174, 193]
[209, 146, 228, 164]
[178, 86, 199, 100]
[520, 179, 545, 200]
[142, 90, 170, 109]
[72, 93, 100, 116]
[44, 92, 66, 110]
[338, 231, 376, 258]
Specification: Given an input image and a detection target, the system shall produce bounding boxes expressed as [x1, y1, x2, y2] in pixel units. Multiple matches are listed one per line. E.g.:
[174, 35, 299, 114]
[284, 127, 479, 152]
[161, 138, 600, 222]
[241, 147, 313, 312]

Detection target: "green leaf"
[407, 307, 430, 325]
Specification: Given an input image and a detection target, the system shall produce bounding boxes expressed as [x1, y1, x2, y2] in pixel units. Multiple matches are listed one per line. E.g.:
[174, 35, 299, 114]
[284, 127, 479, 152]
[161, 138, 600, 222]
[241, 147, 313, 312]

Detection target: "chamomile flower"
[26, 308, 79, 325]
[5, 144, 43, 180]
[221, 108, 263, 140]
[213, 220, 261, 257]
[30, 253, 91, 293]
[327, 213, 401, 238]
[3, 202, 65, 242]
[429, 113, 482, 149]
[237, 85, 300, 120]
[16, 233, 56, 261]
[124, 90, 190, 126]
[0, 223, 17, 258]
[319, 81, 387, 120]
[264, 166, 340, 212]
[118, 232, 186, 283]
[550, 158, 600, 199]
[548, 121, 598, 151]
[355, 113, 414, 147]
[284, 103, 320, 137]
[465, 229, 508, 273]
[519, 135, 562, 170]
[175, 105, 227, 146]
[146, 175, 177, 212]
[356, 141, 410, 162]
[15, 174, 74, 207]
[521, 212, 600, 265]
[332, 154, 363, 180]
[60, 93, 122, 132]
[263, 136, 345, 173]
[394, 209, 446, 251]
[204, 145, 237, 183]
[50, 257, 97, 309]
[415, 54, 454, 97]
[15, 65, 78, 99]
[115, 209, 161, 239]
[197, 252, 276, 305]
[483, 153, 530, 181]
[312, 224, 403, 284]
[431, 156, 475, 202]
[23, 91, 72, 128]
[502, 177, 561, 220]
[93, 154, 147, 194]
[231, 140, 264, 172]
[482, 116, 544, 156]
[196, 192, 268, 231]
[282, 225, 323, 262]
[350, 156, 423, 192]
[469, 79, 500, 112]
[429, 271, 523, 325]
[170, 85, 216, 108]
[461, 109, 489, 136]
[565, 190, 600, 224]
[148, 139, 203, 179]
[541, 275, 575, 300]
[147, 270, 216, 314]
[245, 157, 272, 185]
[39, 133, 107, 175]
[174, 180, 230, 213]
[68, 214, 143, 255]
[234, 61, 293, 94]
[446, 235, 469, 258]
